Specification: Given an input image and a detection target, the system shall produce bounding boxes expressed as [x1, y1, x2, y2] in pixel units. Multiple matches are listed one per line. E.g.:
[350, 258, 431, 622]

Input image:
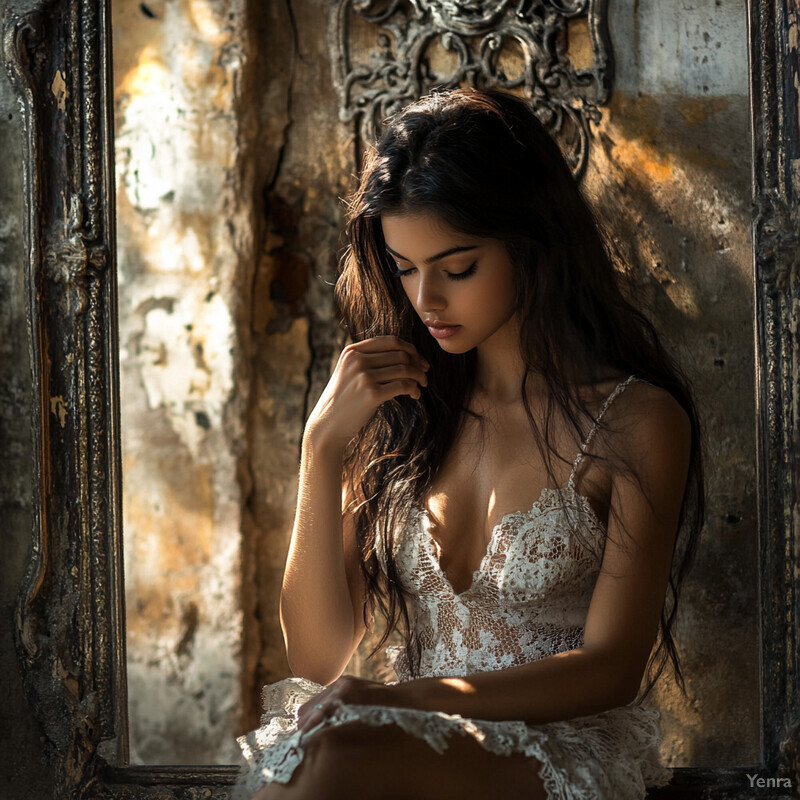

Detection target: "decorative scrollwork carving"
[328, 0, 612, 175]
[45, 195, 109, 316]
[3, 0, 124, 791]
[4, 0, 56, 668]
[754, 191, 800, 298]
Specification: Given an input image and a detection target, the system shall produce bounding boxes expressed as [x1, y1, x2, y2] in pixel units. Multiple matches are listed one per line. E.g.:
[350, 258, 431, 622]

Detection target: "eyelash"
[392, 262, 478, 281]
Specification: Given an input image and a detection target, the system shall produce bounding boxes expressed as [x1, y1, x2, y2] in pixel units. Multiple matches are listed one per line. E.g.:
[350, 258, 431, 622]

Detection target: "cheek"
[496, 270, 518, 313]
[477, 277, 515, 317]
[397, 278, 421, 315]
[399, 279, 415, 306]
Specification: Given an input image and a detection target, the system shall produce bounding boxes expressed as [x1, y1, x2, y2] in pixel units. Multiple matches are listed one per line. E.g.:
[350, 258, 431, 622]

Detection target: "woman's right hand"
[305, 335, 430, 452]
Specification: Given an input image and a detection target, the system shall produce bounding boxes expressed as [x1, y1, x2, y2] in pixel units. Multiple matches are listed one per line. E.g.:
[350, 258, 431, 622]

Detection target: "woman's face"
[381, 213, 518, 355]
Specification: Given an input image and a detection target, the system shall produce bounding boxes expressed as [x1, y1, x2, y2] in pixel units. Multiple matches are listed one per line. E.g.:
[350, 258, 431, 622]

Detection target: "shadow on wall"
[585, 90, 758, 768]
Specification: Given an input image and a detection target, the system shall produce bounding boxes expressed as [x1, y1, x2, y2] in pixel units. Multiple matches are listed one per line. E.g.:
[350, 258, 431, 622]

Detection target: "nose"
[415, 273, 446, 314]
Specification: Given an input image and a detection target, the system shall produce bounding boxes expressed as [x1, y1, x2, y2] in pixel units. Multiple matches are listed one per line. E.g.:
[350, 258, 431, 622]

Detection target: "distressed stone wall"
[113, 0, 255, 764]
[588, 1, 758, 766]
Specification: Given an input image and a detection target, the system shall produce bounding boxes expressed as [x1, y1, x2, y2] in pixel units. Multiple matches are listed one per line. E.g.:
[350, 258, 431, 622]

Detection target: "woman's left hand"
[297, 675, 399, 732]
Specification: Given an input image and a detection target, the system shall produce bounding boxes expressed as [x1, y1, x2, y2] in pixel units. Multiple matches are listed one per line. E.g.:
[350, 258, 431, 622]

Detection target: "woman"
[235, 88, 703, 799]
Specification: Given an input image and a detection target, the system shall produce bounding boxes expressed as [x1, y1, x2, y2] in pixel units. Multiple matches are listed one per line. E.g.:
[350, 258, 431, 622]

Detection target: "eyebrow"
[385, 244, 478, 264]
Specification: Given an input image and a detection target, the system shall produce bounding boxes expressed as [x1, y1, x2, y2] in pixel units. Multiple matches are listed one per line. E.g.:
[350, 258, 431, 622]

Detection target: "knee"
[291, 725, 360, 800]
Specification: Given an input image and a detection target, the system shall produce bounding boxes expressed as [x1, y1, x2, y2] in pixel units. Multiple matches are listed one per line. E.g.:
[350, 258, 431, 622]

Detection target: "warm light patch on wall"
[118, 45, 171, 99]
[184, 0, 227, 44]
[612, 138, 675, 184]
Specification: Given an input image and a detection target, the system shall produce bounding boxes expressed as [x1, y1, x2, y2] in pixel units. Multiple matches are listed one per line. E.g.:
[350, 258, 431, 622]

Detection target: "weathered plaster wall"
[113, 0, 256, 764]
[588, 91, 758, 764]
[598, 0, 758, 767]
[0, 57, 56, 799]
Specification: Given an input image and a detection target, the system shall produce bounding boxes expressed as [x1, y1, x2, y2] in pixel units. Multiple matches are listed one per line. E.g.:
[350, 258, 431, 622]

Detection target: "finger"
[371, 379, 424, 402]
[296, 702, 315, 729]
[298, 713, 317, 733]
[370, 364, 428, 387]
[357, 349, 430, 372]
[348, 336, 429, 367]
[299, 702, 329, 733]
[297, 696, 324, 723]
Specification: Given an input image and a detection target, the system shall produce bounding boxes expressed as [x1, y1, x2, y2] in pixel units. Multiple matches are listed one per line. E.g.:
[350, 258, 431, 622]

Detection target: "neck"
[473, 317, 537, 405]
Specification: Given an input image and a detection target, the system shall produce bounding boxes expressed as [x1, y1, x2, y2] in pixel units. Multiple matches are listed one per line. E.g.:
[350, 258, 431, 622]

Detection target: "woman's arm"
[280, 431, 366, 685]
[280, 336, 429, 685]
[299, 384, 691, 724]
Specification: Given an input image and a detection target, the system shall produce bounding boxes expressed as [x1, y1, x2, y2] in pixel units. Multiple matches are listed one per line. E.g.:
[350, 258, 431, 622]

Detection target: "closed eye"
[392, 262, 478, 280]
[448, 262, 477, 280]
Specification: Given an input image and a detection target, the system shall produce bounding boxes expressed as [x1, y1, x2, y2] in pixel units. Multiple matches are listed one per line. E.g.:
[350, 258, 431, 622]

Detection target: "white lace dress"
[234, 376, 673, 799]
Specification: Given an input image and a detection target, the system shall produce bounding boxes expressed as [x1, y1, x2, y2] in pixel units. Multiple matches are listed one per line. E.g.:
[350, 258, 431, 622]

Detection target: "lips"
[425, 321, 461, 339]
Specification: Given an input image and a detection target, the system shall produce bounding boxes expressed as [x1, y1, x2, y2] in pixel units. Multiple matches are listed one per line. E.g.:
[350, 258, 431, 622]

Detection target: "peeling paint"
[114, 0, 247, 766]
[50, 70, 67, 112]
[49, 395, 67, 428]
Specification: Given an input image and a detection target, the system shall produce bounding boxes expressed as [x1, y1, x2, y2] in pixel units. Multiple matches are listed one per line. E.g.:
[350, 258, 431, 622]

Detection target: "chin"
[434, 338, 474, 355]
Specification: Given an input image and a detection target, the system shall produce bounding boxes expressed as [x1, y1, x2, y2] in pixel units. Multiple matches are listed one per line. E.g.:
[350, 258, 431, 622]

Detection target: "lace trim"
[233, 678, 672, 800]
[417, 485, 606, 596]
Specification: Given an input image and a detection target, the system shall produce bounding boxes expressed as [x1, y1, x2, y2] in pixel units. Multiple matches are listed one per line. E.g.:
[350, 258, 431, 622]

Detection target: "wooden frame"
[2, 0, 797, 796]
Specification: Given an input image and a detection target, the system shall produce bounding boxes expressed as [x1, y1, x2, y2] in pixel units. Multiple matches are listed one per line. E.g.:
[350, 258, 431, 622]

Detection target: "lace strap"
[567, 374, 638, 491]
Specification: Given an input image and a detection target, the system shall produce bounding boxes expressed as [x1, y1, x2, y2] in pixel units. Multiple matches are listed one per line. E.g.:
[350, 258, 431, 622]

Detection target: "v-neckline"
[417, 485, 604, 598]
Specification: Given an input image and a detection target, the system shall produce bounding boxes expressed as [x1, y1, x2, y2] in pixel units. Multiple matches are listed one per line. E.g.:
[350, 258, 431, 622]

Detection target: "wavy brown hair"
[334, 88, 703, 700]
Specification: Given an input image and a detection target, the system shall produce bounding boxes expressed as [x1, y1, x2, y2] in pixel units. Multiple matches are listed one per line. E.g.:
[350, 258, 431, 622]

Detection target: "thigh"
[252, 720, 548, 800]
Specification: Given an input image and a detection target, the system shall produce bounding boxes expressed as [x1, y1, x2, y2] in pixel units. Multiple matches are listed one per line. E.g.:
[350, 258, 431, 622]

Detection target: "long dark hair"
[334, 88, 703, 700]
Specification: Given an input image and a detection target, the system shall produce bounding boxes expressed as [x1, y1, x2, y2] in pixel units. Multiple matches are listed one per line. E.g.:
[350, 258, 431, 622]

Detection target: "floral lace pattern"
[387, 486, 607, 682]
[234, 375, 673, 799]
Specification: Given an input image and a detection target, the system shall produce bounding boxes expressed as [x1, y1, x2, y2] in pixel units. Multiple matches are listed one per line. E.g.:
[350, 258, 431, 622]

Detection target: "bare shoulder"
[605, 380, 692, 480]
[612, 380, 691, 434]
[612, 380, 690, 427]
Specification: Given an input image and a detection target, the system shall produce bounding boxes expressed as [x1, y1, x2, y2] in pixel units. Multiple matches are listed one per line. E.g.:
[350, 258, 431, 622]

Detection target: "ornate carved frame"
[2, 0, 797, 797]
[328, 0, 613, 176]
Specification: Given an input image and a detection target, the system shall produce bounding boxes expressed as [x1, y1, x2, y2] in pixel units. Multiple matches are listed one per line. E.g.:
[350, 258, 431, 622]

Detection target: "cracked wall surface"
[239, 0, 358, 731]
